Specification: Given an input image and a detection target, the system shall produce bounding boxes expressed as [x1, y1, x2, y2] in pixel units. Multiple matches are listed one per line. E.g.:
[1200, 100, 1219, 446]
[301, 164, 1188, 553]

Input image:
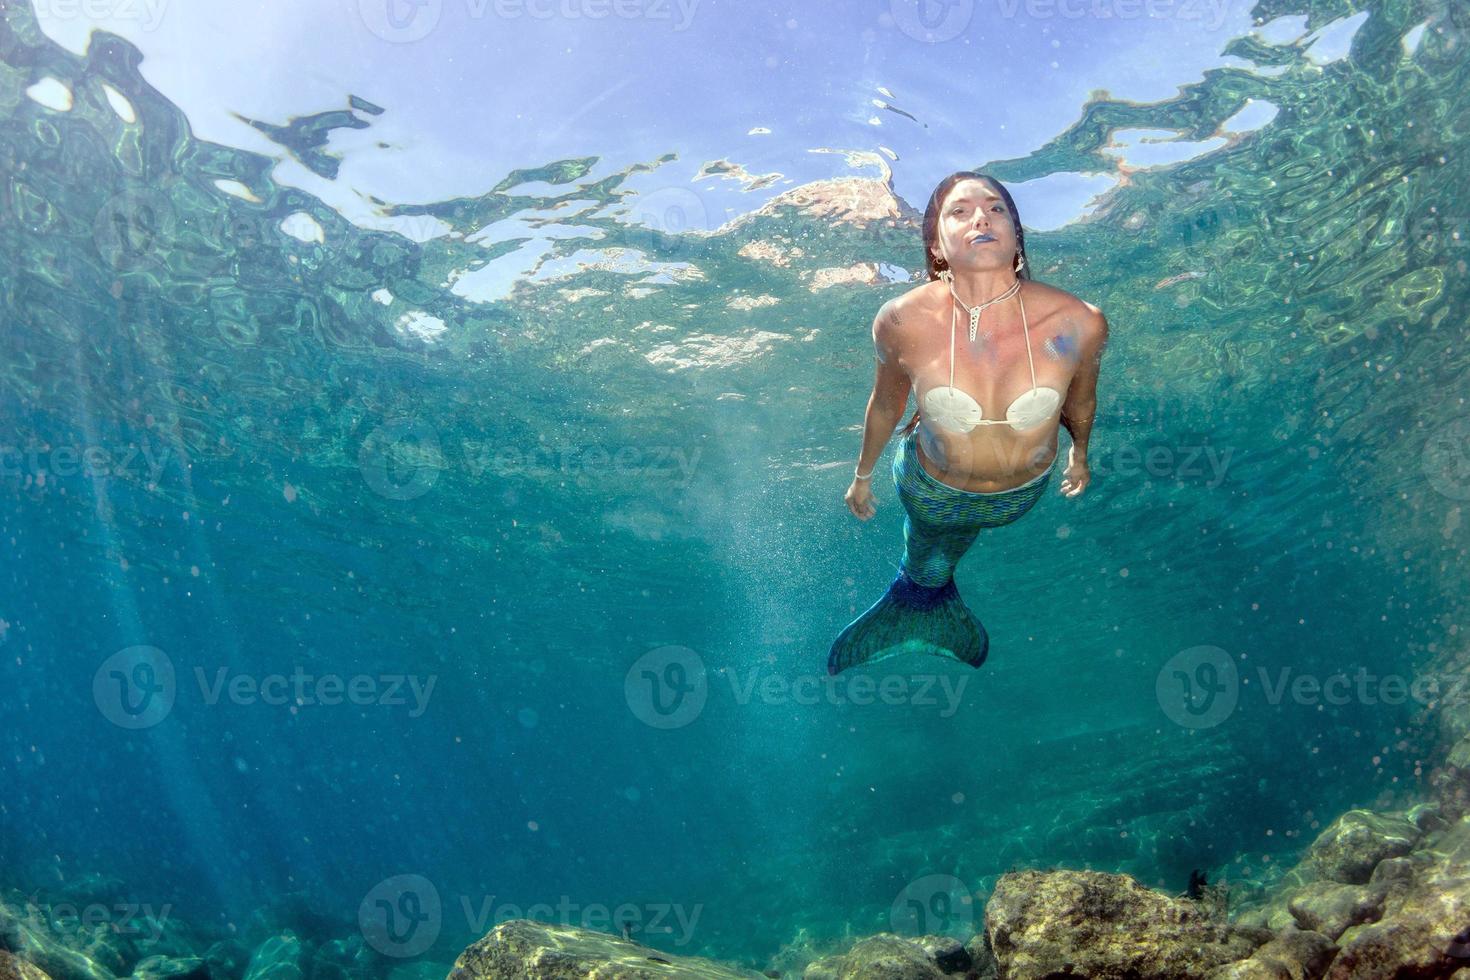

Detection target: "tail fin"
[827, 571, 989, 675]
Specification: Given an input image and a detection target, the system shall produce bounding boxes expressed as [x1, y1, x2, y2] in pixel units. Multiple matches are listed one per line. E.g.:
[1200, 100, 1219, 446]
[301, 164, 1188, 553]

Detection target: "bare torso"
[883, 278, 1098, 492]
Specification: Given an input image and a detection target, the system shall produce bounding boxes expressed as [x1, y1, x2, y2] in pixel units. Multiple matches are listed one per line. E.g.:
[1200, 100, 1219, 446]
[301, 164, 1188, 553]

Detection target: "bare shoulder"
[873, 280, 945, 344]
[1024, 279, 1108, 340]
[875, 280, 944, 326]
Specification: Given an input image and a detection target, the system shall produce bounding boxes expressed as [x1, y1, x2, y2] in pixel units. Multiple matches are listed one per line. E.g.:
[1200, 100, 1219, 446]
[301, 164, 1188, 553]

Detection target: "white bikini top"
[921, 288, 1063, 434]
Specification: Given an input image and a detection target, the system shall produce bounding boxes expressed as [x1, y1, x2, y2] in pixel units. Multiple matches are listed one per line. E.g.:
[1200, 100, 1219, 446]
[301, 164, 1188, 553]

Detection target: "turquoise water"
[2, 0, 1469, 972]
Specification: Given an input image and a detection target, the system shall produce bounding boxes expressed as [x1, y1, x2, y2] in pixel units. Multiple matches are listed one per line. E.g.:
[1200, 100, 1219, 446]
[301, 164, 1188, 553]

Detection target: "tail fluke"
[827, 570, 989, 675]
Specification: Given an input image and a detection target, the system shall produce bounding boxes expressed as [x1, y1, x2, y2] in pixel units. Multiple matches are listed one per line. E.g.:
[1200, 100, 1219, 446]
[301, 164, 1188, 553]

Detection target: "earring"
[1015, 253, 1027, 273]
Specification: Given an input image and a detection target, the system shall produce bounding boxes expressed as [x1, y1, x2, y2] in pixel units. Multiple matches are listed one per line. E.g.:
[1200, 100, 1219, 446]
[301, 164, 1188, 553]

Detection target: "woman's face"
[932, 178, 1018, 274]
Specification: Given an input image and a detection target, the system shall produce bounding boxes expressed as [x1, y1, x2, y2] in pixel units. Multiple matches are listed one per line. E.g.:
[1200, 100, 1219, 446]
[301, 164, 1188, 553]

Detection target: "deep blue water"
[3, 0, 1469, 972]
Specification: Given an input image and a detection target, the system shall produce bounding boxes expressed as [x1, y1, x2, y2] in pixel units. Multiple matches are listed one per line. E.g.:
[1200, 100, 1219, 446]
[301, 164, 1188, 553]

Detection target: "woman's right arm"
[845, 300, 913, 519]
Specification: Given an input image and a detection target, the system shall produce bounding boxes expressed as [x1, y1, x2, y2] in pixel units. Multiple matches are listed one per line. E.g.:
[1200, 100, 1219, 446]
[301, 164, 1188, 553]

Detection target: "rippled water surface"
[3, 0, 1469, 968]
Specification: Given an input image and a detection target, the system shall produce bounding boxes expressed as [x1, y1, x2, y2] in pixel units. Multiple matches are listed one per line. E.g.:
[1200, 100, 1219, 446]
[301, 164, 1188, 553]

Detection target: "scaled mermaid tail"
[827, 430, 1055, 675]
[827, 569, 988, 675]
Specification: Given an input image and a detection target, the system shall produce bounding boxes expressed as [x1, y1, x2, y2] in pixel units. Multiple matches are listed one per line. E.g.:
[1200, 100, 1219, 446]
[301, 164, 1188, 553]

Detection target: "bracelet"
[854, 466, 874, 480]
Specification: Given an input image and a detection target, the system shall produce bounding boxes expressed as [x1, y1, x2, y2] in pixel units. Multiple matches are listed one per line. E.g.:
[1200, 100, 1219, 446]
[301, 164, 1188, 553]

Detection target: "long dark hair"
[898, 172, 1031, 437]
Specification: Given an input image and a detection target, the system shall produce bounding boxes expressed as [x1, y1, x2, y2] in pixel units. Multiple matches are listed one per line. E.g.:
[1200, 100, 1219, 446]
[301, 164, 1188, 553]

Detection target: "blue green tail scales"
[827, 570, 988, 675]
[828, 430, 1054, 674]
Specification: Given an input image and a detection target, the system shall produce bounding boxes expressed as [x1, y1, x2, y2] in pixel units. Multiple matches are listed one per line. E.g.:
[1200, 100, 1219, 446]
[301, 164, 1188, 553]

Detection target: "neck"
[948, 267, 1021, 306]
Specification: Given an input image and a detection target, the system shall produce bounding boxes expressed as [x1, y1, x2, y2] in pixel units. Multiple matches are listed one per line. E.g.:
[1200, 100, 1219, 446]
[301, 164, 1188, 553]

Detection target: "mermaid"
[829, 172, 1109, 675]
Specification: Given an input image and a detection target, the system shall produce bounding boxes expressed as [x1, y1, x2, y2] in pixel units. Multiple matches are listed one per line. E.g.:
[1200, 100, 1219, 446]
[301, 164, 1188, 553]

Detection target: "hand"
[845, 478, 876, 520]
[1059, 449, 1091, 498]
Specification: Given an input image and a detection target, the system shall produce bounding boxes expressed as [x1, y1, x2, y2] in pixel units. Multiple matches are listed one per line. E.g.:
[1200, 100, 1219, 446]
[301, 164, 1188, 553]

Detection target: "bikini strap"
[1019, 290, 1038, 393]
[948, 294, 957, 389]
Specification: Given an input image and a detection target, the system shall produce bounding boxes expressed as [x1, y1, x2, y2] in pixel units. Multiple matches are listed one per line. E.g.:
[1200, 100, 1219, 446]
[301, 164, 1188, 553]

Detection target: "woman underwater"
[829, 171, 1109, 676]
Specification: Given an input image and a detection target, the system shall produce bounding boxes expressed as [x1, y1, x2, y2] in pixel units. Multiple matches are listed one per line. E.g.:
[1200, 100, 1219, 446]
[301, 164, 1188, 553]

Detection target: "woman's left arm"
[1059, 304, 1109, 497]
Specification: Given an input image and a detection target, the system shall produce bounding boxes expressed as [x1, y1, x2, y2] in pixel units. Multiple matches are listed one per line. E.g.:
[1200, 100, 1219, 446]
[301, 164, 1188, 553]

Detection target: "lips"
[967, 234, 995, 245]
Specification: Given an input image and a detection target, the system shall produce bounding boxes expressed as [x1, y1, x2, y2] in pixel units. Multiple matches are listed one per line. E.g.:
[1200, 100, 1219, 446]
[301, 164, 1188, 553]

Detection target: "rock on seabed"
[446, 919, 766, 979]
